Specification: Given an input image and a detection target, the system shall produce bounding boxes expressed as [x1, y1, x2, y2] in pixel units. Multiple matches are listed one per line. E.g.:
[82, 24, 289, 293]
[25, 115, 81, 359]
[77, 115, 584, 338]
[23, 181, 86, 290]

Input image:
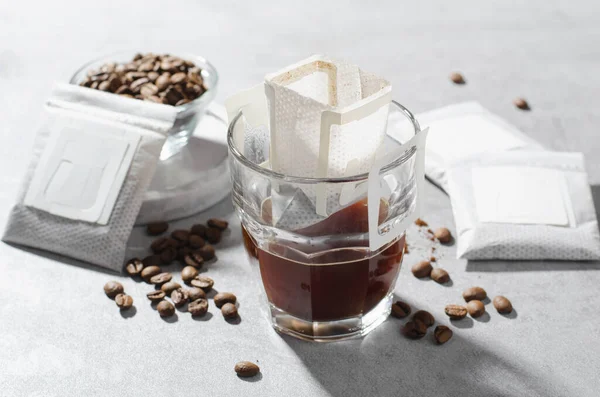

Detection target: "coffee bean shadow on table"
[225, 315, 241, 325]
[472, 311, 490, 323]
[119, 306, 137, 319]
[501, 308, 518, 320]
[281, 328, 560, 397]
[191, 312, 213, 322]
[6, 243, 121, 276]
[160, 313, 178, 323]
[450, 317, 474, 329]
[237, 372, 263, 383]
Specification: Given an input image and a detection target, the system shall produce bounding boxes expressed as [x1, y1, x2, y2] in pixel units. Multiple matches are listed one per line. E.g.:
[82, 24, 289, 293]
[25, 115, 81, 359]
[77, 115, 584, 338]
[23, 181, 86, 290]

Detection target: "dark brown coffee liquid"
[242, 199, 405, 322]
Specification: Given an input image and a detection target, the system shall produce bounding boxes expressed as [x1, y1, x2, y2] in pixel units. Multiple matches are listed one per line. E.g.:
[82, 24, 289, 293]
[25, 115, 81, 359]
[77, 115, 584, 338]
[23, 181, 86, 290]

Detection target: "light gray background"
[1, 1, 599, 396]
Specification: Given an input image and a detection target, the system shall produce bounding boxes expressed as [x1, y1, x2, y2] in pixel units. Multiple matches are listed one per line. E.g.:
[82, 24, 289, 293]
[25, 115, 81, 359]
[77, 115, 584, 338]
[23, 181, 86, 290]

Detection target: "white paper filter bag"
[3, 84, 177, 272]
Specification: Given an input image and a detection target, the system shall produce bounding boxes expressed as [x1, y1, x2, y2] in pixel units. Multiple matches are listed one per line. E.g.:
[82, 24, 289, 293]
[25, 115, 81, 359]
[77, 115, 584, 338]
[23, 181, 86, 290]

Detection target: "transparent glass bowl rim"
[227, 100, 421, 184]
[68, 51, 219, 112]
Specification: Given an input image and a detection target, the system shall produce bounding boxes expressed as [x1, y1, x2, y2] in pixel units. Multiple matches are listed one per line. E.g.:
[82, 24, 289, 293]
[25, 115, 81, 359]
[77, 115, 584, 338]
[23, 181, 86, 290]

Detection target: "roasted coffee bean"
[170, 72, 187, 84]
[187, 287, 206, 301]
[207, 218, 229, 231]
[415, 218, 428, 227]
[142, 255, 162, 268]
[467, 300, 486, 318]
[197, 244, 215, 261]
[130, 77, 150, 91]
[411, 260, 432, 278]
[205, 227, 222, 244]
[176, 99, 190, 106]
[156, 73, 171, 90]
[171, 229, 190, 244]
[391, 300, 411, 318]
[104, 281, 124, 298]
[188, 234, 205, 249]
[157, 300, 175, 317]
[177, 246, 193, 262]
[191, 275, 214, 291]
[147, 290, 166, 302]
[463, 286, 487, 302]
[147, 71, 159, 82]
[141, 265, 162, 283]
[430, 256, 436, 262]
[430, 268, 450, 284]
[150, 272, 172, 285]
[115, 294, 133, 309]
[184, 252, 204, 268]
[160, 281, 181, 295]
[493, 296, 513, 314]
[413, 310, 435, 327]
[433, 325, 453, 345]
[98, 80, 111, 91]
[445, 304, 468, 320]
[513, 97, 530, 110]
[449, 72, 465, 84]
[159, 246, 177, 265]
[214, 292, 237, 308]
[190, 223, 208, 237]
[125, 258, 144, 276]
[145, 95, 165, 104]
[140, 83, 159, 97]
[235, 361, 260, 377]
[402, 320, 427, 339]
[434, 227, 452, 244]
[221, 302, 238, 318]
[181, 266, 199, 283]
[146, 221, 168, 236]
[171, 288, 189, 307]
[188, 298, 209, 316]
[165, 86, 183, 105]
[151, 237, 172, 254]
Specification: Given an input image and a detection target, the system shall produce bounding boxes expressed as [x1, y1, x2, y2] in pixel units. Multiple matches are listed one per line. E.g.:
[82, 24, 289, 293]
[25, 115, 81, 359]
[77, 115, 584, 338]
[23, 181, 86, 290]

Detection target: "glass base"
[269, 292, 393, 342]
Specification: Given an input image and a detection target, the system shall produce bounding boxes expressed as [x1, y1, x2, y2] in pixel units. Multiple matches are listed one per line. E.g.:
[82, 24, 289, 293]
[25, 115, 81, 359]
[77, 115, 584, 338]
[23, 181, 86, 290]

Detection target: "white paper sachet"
[3, 84, 177, 272]
[446, 150, 600, 260]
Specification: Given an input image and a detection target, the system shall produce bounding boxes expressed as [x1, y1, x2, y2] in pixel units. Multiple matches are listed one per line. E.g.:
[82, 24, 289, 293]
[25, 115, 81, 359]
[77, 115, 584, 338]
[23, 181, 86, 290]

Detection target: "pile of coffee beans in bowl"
[79, 53, 207, 106]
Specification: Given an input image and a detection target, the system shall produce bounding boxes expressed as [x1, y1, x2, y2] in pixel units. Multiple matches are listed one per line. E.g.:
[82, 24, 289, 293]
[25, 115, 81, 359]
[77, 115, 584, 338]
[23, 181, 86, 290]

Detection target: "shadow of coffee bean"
[473, 311, 490, 323]
[501, 308, 518, 319]
[225, 315, 241, 325]
[450, 316, 474, 329]
[238, 372, 263, 383]
[482, 297, 491, 305]
[120, 306, 137, 318]
[161, 313, 179, 323]
[175, 303, 189, 313]
[191, 312, 213, 322]
[206, 288, 219, 299]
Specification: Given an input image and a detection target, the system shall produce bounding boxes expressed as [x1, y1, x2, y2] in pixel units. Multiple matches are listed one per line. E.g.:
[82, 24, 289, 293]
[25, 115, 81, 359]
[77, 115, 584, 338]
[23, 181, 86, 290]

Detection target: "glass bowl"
[69, 51, 219, 159]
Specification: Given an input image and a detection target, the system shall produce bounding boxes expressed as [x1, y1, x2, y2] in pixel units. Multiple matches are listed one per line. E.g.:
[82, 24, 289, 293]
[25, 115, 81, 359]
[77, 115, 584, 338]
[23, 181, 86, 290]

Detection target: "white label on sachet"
[24, 125, 140, 225]
[471, 166, 575, 227]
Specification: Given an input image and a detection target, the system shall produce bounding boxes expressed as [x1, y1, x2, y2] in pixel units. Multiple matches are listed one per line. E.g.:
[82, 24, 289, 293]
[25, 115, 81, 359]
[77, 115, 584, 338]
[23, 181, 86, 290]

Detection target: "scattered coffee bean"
[467, 300, 486, 318]
[187, 287, 207, 301]
[411, 260, 432, 278]
[449, 72, 465, 85]
[513, 97, 530, 110]
[147, 290, 166, 302]
[160, 281, 182, 295]
[184, 252, 204, 268]
[445, 304, 468, 320]
[430, 268, 450, 284]
[402, 320, 427, 339]
[413, 310, 435, 327]
[188, 298, 209, 316]
[104, 281, 124, 299]
[430, 256, 436, 262]
[181, 266, 199, 283]
[115, 293, 133, 309]
[142, 255, 162, 268]
[191, 275, 214, 291]
[234, 361, 260, 378]
[214, 292, 237, 308]
[197, 244, 216, 261]
[150, 272, 172, 285]
[493, 296, 513, 314]
[391, 300, 411, 318]
[80, 53, 208, 106]
[463, 286, 487, 302]
[171, 288, 189, 307]
[146, 221, 168, 235]
[190, 224, 208, 237]
[207, 218, 229, 231]
[434, 227, 452, 244]
[434, 325, 453, 345]
[221, 302, 238, 318]
[171, 229, 190, 244]
[157, 300, 175, 317]
[125, 258, 144, 276]
[415, 218, 428, 227]
[141, 265, 162, 283]
[205, 227, 222, 244]
[160, 246, 177, 265]
[188, 235, 205, 250]
[150, 237, 172, 254]
[177, 246, 193, 262]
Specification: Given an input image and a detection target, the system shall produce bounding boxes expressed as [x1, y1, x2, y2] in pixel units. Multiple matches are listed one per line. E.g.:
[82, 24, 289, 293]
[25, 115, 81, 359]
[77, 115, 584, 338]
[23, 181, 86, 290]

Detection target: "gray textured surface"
[1, 1, 600, 396]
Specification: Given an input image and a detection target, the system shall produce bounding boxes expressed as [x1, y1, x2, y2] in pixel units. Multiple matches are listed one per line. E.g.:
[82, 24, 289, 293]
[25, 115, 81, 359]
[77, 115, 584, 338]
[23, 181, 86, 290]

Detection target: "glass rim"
[227, 100, 422, 184]
[68, 50, 219, 112]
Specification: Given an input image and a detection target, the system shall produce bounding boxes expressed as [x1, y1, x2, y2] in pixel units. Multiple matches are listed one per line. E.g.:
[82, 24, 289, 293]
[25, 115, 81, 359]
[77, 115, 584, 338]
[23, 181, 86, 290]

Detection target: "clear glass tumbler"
[228, 101, 422, 342]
